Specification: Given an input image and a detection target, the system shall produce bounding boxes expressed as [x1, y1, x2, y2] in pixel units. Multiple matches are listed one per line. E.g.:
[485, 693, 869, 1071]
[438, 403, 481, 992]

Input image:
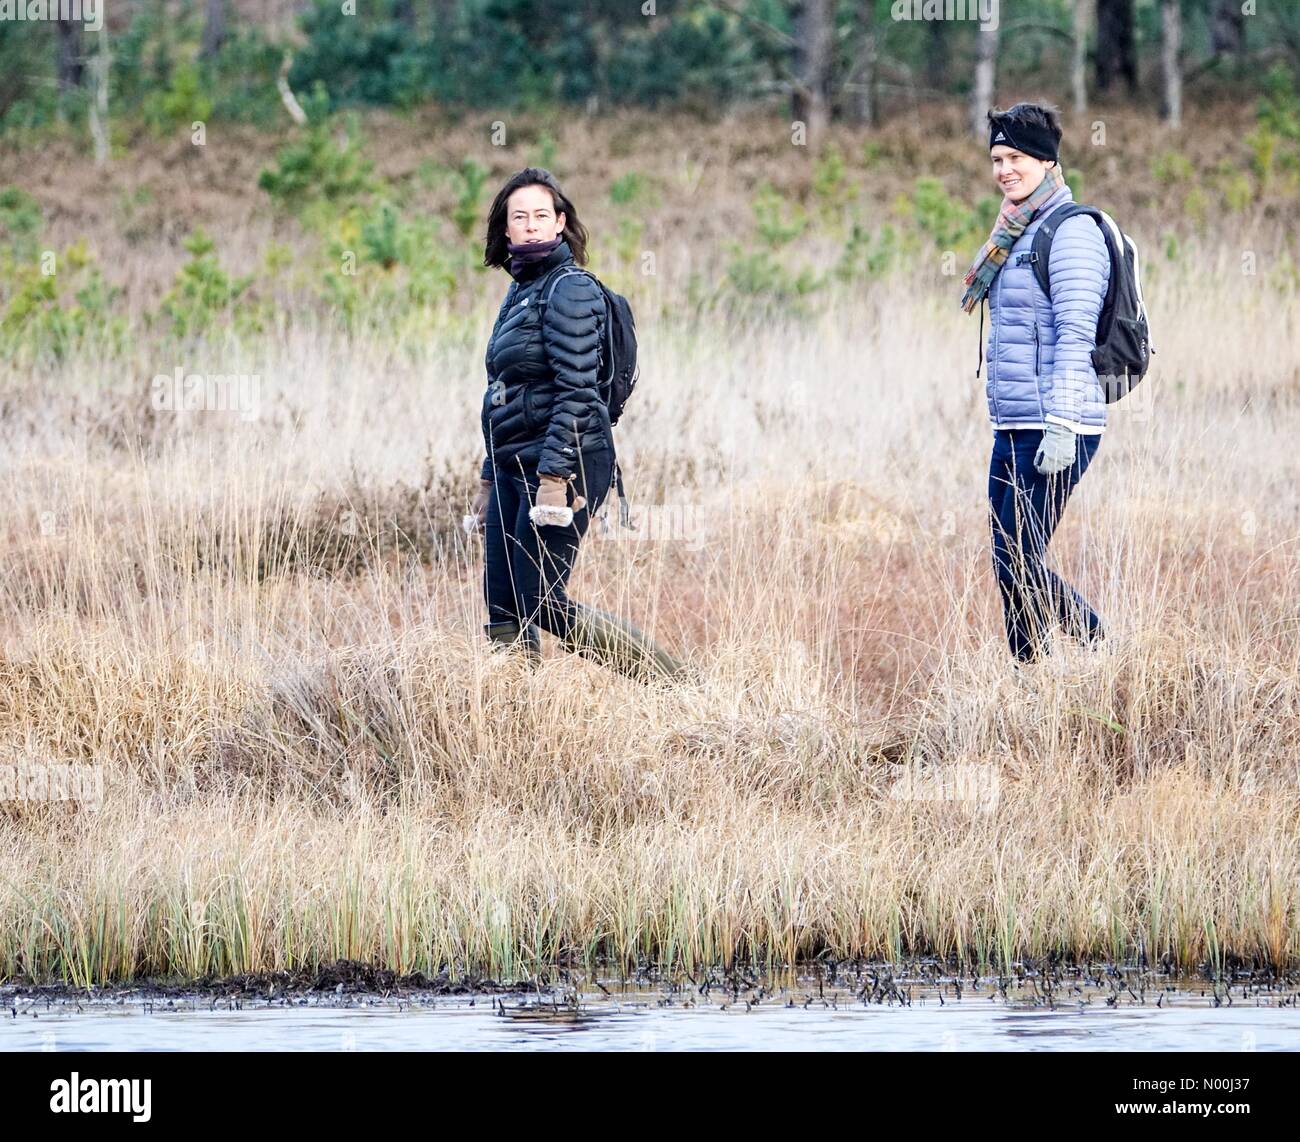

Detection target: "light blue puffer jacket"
[984, 182, 1111, 432]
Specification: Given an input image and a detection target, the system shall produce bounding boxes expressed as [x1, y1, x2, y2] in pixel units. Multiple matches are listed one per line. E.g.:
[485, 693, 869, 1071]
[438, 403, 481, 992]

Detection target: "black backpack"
[1029, 203, 1155, 403]
[539, 265, 640, 525]
[540, 266, 640, 427]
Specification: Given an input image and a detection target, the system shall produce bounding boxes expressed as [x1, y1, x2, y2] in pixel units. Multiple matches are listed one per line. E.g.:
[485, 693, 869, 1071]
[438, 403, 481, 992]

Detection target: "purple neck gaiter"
[507, 235, 564, 278]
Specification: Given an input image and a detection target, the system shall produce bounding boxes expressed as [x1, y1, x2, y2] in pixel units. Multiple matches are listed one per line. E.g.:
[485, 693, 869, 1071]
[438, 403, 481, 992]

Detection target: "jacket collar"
[509, 239, 574, 284]
[1035, 180, 1073, 220]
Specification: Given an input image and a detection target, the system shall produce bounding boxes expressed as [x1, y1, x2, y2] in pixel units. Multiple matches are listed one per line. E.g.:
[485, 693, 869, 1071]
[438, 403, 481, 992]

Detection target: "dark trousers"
[988, 428, 1103, 662]
[483, 448, 614, 640]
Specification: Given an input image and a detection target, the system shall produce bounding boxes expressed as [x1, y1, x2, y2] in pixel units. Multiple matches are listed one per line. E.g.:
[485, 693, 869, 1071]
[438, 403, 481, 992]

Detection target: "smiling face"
[505, 184, 567, 246]
[990, 144, 1052, 203]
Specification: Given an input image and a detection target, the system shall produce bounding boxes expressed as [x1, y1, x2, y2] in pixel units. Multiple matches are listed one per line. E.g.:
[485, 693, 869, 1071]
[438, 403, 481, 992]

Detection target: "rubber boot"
[559, 603, 689, 683]
[485, 619, 542, 665]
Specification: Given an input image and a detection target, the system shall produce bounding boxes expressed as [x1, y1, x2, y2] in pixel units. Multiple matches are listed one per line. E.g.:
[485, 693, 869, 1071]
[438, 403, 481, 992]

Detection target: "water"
[5, 979, 1299, 1051]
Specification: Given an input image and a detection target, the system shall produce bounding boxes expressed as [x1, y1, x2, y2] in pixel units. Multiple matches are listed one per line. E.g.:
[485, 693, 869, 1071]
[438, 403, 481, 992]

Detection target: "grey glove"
[1034, 422, 1077, 476]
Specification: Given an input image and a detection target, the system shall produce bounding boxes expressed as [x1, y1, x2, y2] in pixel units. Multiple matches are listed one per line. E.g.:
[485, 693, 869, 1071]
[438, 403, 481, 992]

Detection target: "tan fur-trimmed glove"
[529, 473, 586, 528]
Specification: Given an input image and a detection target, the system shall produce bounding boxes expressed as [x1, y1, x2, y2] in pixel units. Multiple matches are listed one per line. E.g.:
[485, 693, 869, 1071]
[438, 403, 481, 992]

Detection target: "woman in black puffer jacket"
[465, 168, 686, 682]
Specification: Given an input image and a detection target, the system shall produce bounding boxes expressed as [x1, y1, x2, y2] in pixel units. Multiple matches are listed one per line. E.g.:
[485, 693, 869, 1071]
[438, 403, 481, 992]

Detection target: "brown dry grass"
[0, 105, 1297, 983]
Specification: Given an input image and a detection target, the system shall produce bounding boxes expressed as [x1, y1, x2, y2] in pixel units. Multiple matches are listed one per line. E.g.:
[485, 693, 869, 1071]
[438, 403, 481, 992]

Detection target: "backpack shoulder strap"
[1030, 202, 1106, 298]
[538, 265, 594, 307]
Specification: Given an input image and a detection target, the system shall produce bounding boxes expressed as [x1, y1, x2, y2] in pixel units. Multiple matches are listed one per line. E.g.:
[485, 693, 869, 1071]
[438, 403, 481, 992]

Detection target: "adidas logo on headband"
[987, 117, 1058, 162]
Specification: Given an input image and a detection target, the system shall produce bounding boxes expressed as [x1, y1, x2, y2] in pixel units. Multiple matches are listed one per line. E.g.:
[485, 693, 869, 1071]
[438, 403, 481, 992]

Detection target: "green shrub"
[360, 202, 403, 270]
[0, 240, 125, 362]
[258, 85, 375, 212]
[725, 248, 820, 303]
[288, 1, 426, 110]
[1245, 126, 1277, 189]
[1243, 70, 1300, 197]
[1256, 64, 1300, 147]
[156, 230, 259, 339]
[1183, 186, 1209, 229]
[609, 172, 650, 207]
[835, 221, 898, 282]
[451, 159, 490, 239]
[812, 145, 852, 216]
[143, 58, 214, 137]
[1151, 150, 1195, 186]
[752, 182, 807, 247]
[1267, 250, 1300, 292]
[358, 200, 462, 294]
[0, 20, 59, 135]
[0, 186, 42, 261]
[1065, 167, 1085, 202]
[316, 200, 472, 332]
[611, 217, 645, 266]
[530, 132, 559, 172]
[205, 28, 285, 126]
[907, 177, 980, 252]
[604, 6, 757, 111]
[1216, 163, 1255, 212]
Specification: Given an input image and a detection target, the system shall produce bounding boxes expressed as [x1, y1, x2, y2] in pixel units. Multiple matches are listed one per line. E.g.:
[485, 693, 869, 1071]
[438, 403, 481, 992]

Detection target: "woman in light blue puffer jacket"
[960, 102, 1110, 664]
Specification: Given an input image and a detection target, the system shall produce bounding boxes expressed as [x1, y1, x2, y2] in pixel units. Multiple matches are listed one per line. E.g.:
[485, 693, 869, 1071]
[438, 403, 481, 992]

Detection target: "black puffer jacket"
[479, 240, 610, 483]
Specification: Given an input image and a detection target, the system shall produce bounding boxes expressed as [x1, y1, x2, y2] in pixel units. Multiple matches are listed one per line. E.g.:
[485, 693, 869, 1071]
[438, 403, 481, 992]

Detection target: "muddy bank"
[1, 958, 534, 1008]
[5, 956, 1300, 1012]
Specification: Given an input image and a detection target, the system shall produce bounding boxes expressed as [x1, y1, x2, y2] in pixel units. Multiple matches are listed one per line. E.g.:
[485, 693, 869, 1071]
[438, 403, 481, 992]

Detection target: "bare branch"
[997, 19, 1074, 45]
[277, 51, 308, 126]
[707, 0, 797, 51]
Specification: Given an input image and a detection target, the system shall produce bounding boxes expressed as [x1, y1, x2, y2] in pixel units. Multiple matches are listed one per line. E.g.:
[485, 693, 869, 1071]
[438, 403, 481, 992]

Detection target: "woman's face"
[990, 144, 1052, 203]
[505, 184, 566, 246]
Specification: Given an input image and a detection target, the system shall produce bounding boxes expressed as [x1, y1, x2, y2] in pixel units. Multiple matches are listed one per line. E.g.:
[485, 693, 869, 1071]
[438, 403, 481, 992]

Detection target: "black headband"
[988, 116, 1059, 163]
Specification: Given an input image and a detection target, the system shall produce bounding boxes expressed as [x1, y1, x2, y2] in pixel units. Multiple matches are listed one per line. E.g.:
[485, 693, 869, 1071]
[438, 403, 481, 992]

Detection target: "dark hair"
[483, 168, 589, 268]
[986, 102, 1063, 163]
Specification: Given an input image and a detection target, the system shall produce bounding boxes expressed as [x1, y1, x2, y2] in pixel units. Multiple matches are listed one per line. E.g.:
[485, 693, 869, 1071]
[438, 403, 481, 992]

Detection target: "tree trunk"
[1210, 0, 1245, 64]
[925, 19, 947, 92]
[57, 19, 84, 93]
[1160, 0, 1182, 129]
[845, 0, 876, 126]
[792, 0, 832, 144]
[88, 29, 110, 167]
[969, 24, 999, 139]
[201, 0, 227, 60]
[1095, 0, 1137, 95]
[1071, 0, 1092, 114]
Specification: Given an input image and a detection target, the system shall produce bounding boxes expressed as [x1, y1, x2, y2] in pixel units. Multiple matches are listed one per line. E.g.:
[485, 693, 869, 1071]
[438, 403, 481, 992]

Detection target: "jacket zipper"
[990, 276, 1001, 423]
[1033, 322, 1045, 422]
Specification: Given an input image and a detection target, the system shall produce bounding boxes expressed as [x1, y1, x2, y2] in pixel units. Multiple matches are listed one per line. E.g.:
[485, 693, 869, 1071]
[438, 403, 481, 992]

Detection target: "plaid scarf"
[959, 164, 1066, 314]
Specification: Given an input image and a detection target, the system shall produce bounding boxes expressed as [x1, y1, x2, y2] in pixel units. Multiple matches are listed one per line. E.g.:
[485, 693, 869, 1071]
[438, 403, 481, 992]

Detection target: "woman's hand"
[529, 473, 585, 527]
[1034, 423, 1077, 476]
[463, 479, 493, 536]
